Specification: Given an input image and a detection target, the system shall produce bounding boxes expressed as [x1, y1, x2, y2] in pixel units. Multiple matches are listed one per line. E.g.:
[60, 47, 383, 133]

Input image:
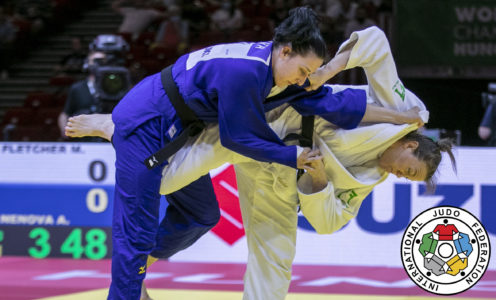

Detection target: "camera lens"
[102, 72, 125, 95]
[94, 65, 131, 102]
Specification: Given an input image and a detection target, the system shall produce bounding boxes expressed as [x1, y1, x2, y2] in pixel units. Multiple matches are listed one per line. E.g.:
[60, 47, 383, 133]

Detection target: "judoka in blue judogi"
[107, 7, 367, 299]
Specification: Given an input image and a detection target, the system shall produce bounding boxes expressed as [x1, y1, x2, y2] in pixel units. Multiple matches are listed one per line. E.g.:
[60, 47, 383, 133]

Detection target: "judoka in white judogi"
[159, 26, 430, 299]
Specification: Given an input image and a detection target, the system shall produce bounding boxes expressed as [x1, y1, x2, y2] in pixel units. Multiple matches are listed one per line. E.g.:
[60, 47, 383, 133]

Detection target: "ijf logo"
[401, 206, 491, 295]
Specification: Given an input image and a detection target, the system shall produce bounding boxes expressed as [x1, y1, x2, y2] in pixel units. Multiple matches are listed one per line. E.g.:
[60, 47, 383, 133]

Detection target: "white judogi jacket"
[160, 26, 429, 300]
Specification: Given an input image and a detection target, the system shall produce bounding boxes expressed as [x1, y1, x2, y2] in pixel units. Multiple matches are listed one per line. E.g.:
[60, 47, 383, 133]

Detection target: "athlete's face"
[272, 46, 323, 88]
[378, 140, 428, 181]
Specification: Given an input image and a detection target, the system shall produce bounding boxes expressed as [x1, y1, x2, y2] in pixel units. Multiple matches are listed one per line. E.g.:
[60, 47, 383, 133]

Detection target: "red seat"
[53, 0, 71, 8]
[126, 45, 149, 62]
[247, 17, 270, 32]
[117, 32, 133, 44]
[33, 108, 61, 126]
[53, 93, 68, 108]
[7, 124, 61, 141]
[149, 45, 177, 61]
[203, 2, 218, 14]
[2, 108, 35, 126]
[192, 31, 225, 48]
[136, 32, 156, 46]
[136, 58, 165, 75]
[49, 75, 76, 87]
[240, 2, 273, 18]
[235, 30, 258, 42]
[11, 19, 32, 42]
[24, 91, 55, 109]
[8, 125, 41, 141]
[43, 125, 63, 141]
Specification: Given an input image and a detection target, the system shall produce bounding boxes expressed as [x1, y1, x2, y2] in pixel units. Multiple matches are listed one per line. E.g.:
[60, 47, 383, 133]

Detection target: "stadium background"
[0, 0, 495, 299]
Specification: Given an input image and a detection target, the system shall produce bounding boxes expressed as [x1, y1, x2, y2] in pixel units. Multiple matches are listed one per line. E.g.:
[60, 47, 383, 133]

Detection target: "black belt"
[283, 115, 315, 178]
[282, 115, 315, 147]
[143, 65, 205, 169]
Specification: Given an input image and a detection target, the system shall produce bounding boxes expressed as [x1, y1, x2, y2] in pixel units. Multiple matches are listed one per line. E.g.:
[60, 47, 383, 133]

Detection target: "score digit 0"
[86, 188, 108, 213]
[88, 160, 107, 182]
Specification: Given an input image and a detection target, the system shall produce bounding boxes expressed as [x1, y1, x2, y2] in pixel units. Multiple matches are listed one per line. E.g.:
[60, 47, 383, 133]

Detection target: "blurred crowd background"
[0, 0, 493, 146]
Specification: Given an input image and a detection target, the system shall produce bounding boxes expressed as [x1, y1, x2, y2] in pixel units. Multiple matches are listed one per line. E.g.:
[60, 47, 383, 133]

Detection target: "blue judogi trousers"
[109, 117, 220, 300]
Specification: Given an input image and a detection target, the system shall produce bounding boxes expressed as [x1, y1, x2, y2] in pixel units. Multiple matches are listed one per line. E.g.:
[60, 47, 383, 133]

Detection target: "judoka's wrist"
[311, 173, 328, 193]
[298, 175, 331, 196]
[322, 57, 344, 81]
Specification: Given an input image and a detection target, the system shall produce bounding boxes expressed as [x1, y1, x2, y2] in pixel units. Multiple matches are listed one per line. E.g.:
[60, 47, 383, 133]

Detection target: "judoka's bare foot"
[65, 114, 114, 141]
[140, 282, 153, 300]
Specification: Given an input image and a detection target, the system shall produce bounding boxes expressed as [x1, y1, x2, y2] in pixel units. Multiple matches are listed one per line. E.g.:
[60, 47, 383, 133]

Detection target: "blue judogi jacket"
[113, 42, 366, 169]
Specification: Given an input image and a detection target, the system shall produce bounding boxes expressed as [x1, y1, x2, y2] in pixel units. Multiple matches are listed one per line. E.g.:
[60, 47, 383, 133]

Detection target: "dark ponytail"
[273, 6, 327, 60]
[400, 131, 457, 193]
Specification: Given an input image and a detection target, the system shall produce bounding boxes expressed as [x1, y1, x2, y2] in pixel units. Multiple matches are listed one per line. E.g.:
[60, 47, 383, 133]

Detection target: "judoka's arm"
[290, 85, 367, 130]
[290, 85, 422, 130]
[308, 26, 428, 121]
[362, 105, 424, 127]
[215, 62, 314, 169]
[305, 41, 355, 91]
[339, 27, 428, 116]
[297, 172, 373, 234]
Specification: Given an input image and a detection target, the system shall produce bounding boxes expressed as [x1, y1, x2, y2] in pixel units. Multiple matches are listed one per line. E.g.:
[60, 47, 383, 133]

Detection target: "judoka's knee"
[202, 209, 221, 228]
[151, 219, 220, 259]
[187, 205, 220, 228]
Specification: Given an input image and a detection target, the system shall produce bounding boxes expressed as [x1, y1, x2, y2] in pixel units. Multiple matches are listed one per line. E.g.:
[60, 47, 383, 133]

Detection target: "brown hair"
[400, 131, 457, 193]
